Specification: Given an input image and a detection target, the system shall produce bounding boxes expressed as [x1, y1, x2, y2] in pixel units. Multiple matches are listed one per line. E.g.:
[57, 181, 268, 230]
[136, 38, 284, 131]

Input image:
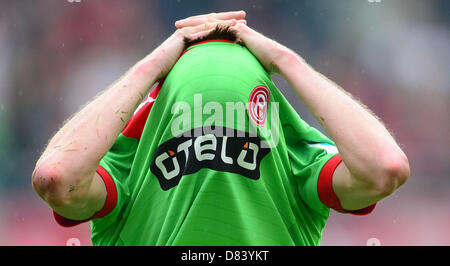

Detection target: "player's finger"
[176, 16, 221, 29]
[175, 10, 246, 28]
[186, 19, 246, 40]
[178, 10, 245, 25]
[190, 10, 246, 21]
[229, 20, 251, 38]
[210, 10, 246, 20]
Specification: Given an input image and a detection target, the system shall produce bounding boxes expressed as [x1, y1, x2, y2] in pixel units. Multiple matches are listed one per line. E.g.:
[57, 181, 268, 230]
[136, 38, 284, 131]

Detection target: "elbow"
[373, 151, 410, 197]
[32, 163, 70, 207]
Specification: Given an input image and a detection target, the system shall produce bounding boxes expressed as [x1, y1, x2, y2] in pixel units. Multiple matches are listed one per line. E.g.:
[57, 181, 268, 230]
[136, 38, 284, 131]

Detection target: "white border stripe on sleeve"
[307, 143, 338, 155]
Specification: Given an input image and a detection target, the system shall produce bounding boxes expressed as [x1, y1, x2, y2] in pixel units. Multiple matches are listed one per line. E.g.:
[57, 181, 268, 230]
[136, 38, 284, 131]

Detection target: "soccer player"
[32, 11, 410, 245]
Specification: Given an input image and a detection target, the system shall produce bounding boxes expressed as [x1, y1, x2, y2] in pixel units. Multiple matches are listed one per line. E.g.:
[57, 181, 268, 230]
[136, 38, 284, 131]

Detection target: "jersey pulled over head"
[66, 27, 343, 246]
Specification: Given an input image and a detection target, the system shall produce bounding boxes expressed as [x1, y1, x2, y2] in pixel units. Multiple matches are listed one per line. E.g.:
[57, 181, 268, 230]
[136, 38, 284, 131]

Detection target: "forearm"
[33, 55, 159, 192]
[276, 51, 408, 187]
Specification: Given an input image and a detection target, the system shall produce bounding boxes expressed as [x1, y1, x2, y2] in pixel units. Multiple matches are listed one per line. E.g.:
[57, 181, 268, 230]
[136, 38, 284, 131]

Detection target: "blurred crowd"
[0, 0, 448, 245]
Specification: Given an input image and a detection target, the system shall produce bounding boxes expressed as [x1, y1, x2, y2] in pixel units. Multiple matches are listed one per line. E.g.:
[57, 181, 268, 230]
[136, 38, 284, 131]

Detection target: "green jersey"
[54, 40, 374, 245]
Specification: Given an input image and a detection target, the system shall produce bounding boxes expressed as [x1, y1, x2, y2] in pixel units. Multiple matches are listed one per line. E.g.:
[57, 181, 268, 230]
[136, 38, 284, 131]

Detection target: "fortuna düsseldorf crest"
[249, 85, 270, 127]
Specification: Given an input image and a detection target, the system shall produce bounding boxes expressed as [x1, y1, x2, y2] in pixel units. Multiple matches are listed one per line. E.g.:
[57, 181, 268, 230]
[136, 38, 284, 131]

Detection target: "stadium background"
[0, 0, 448, 245]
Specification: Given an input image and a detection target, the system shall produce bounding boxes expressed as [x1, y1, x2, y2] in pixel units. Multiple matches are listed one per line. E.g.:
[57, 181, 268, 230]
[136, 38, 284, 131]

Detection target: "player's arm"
[280, 57, 409, 210]
[228, 22, 409, 210]
[32, 12, 246, 221]
[32, 45, 164, 221]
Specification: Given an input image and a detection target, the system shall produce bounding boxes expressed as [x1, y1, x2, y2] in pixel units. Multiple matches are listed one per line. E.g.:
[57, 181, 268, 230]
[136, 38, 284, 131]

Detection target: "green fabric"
[90, 41, 338, 246]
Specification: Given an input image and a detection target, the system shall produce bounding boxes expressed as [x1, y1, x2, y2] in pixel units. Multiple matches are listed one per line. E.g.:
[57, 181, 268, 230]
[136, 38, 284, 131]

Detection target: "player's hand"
[145, 11, 247, 80]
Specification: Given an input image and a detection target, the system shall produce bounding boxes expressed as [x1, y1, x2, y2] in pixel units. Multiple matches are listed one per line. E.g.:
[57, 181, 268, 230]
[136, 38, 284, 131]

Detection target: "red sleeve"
[317, 154, 376, 215]
[53, 165, 118, 227]
[122, 80, 163, 140]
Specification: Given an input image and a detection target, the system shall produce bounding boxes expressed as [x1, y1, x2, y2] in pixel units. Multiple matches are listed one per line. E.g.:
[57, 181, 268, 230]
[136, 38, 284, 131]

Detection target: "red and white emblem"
[248, 85, 270, 127]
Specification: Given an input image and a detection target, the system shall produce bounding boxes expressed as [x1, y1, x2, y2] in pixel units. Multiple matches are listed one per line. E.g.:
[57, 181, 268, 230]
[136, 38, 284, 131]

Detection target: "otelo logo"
[150, 127, 270, 191]
[248, 85, 269, 127]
